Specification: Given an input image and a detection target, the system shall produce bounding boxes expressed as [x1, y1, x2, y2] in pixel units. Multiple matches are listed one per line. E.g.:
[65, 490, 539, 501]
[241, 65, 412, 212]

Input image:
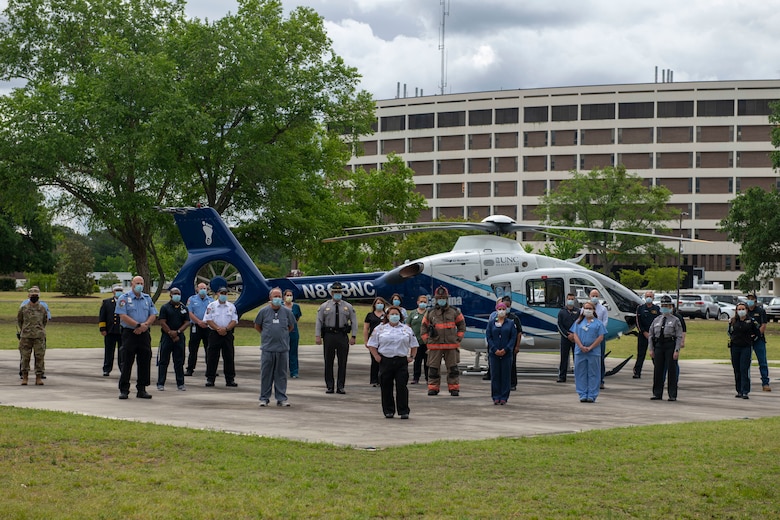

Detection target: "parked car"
[716, 302, 736, 321]
[765, 297, 780, 322]
[677, 294, 720, 319]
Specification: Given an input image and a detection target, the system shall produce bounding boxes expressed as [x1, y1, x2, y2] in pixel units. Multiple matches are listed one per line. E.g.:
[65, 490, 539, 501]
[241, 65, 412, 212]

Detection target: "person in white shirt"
[204, 287, 239, 388]
[367, 306, 418, 419]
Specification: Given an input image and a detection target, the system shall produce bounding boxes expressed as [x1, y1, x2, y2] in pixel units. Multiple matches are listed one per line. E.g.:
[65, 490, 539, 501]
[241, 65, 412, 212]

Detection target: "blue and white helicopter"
[163, 206, 695, 372]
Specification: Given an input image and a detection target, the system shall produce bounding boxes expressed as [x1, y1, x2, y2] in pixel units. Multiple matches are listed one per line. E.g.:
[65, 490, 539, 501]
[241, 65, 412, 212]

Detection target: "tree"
[537, 165, 678, 276]
[0, 0, 374, 292]
[618, 269, 646, 291]
[0, 207, 56, 274]
[644, 267, 685, 292]
[719, 187, 780, 289]
[57, 238, 95, 296]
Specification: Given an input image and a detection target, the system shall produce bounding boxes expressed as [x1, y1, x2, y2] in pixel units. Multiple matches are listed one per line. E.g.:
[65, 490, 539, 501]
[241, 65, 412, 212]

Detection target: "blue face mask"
[272, 297, 283, 306]
[388, 314, 401, 324]
[418, 302, 427, 309]
[114, 291, 123, 298]
[333, 293, 342, 301]
[566, 299, 575, 307]
[375, 303, 384, 311]
[199, 289, 207, 297]
[737, 309, 747, 318]
[590, 297, 599, 304]
[645, 297, 653, 304]
[133, 284, 143, 294]
[393, 299, 401, 306]
[218, 295, 228, 303]
[660, 306, 672, 314]
[171, 294, 181, 303]
[747, 300, 756, 308]
[437, 299, 447, 307]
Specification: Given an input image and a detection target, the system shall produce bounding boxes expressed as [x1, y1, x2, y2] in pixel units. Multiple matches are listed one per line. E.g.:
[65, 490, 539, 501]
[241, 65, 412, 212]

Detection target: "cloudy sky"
[183, 0, 780, 100]
[2, 0, 779, 100]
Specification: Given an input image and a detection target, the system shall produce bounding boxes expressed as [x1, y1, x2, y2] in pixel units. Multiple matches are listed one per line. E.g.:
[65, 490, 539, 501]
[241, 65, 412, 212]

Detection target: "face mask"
[566, 299, 575, 308]
[171, 295, 181, 303]
[661, 307, 672, 314]
[437, 299, 447, 307]
[333, 293, 342, 301]
[645, 297, 653, 304]
[29, 295, 39, 303]
[375, 303, 384, 311]
[737, 309, 747, 318]
[272, 297, 283, 306]
[285, 295, 293, 303]
[418, 302, 427, 310]
[583, 309, 594, 318]
[133, 284, 143, 294]
[114, 291, 123, 298]
[497, 310, 506, 317]
[199, 289, 207, 297]
[590, 297, 599, 304]
[388, 314, 401, 324]
[393, 299, 401, 306]
[218, 295, 228, 303]
[747, 300, 756, 308]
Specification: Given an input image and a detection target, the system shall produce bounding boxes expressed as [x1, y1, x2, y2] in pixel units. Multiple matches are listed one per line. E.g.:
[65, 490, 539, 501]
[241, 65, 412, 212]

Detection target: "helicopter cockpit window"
[491, 282, 512, 300]
[525, 278, 564, 308]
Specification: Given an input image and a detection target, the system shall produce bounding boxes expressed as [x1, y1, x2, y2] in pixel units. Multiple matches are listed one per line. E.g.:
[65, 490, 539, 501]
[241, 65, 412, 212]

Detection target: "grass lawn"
[3, 292, 779, 517]
[1, 407, 778, 518]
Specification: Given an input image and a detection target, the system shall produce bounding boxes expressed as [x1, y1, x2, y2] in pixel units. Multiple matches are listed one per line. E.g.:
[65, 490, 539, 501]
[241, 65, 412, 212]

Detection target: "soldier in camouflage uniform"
[17, 287, 48, 385]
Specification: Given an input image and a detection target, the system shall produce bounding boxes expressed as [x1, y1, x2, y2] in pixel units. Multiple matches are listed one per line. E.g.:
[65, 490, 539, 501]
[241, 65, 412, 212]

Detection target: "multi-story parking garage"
[347, 79, 780, 291]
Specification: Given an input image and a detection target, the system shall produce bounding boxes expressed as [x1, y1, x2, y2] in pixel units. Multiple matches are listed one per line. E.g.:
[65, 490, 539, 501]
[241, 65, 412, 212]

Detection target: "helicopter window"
[526, 278, 564, 308]
[605, 286, 639, 314]
[491, 282, 512, 300]
[570, 277, 598, 305]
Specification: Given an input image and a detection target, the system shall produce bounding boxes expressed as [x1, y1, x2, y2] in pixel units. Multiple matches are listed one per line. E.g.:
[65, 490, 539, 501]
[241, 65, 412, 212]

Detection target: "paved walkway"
[2, 347, 778, 448]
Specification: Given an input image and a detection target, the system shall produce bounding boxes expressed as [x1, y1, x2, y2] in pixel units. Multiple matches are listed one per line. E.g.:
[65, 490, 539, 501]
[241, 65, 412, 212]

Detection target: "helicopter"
[162, 206, 700, 373]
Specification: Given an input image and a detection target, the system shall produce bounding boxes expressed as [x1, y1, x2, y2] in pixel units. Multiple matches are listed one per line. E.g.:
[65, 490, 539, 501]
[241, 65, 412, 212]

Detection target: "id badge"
[273, 319, 280, 324]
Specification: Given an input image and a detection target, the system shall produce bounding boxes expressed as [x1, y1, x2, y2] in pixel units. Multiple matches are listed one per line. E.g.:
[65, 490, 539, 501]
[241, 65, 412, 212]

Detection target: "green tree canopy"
[770, 100, 780, 170]
[537, 165, 678, 276]
[0, 0, 375, 290]
[57, 238, 95, 296]
[719, 186, 780, 289]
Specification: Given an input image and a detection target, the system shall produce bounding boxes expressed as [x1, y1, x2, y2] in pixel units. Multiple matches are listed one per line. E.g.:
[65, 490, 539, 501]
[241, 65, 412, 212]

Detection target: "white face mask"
[583, 309, 594, 318]
[497, 310, 506, 317]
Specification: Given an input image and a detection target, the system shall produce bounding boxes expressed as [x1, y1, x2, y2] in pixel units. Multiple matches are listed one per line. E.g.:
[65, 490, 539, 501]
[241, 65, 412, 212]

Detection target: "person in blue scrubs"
[570, 301, 606, 403]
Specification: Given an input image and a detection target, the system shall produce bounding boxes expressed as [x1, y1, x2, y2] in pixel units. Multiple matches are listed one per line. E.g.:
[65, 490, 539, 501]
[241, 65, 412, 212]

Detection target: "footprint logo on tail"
[202, 221, 214, 245]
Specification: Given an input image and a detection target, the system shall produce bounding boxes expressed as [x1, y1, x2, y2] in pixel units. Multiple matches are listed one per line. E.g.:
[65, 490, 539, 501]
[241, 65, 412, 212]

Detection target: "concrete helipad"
[2, 346, 778, 448]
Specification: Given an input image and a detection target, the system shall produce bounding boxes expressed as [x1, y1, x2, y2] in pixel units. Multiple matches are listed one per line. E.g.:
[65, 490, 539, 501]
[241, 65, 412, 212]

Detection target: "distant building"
[347, 79, 780, 292]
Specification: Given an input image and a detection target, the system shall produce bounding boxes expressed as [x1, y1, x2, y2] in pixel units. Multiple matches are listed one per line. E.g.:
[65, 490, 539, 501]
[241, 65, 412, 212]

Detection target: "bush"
[25, 273, 58, 292]
[0, 277, 16, 291]
[57, 239, 95, 296]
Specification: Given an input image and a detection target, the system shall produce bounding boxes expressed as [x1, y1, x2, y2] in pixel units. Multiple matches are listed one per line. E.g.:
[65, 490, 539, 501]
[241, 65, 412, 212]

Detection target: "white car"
[716, 302, 736, 321]
[677, 294, 720, 319]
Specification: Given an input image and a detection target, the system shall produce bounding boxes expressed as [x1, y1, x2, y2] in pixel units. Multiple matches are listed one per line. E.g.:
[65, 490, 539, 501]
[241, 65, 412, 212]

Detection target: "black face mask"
[29, 295, 39, 303]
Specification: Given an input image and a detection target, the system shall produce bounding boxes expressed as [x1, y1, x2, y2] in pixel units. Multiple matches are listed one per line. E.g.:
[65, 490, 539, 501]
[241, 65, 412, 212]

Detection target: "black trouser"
[379, 355, 410, 416]
[510, 349, 518, 388]
[730, 345, 752, 396]
[634, 333, 649, 377]
[157, 334, 186, 387]
[119, 329, 152, 394]
[206, 330, 235, 383]
[413, 343, 428, 381]
[370, 355, 380, 384]
[186, 325, 209, 373]
[323, 331, 349, 391]
[652, 342, 678, 399]
[558, 338, 574, 380]
[103, 332, 123, 374]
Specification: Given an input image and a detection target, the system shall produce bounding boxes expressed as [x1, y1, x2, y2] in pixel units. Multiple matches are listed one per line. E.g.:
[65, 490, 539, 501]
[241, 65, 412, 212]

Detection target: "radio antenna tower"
[438, 0, 450, 95]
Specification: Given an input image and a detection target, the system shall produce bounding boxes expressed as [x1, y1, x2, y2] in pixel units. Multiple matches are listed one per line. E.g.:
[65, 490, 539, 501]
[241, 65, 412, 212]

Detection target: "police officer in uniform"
[156, 287, 190, 391]
[648, 295, 684, 401]
[115, 275, 158, 400]
[185, 282, 213, 376]
[633, 290, 660, 379]
[17, 286, 48, 386]
[745, 294, 771, 392]
[99, 284, 124, 376]
[315, 282, 357, 394]
[204, 287, 239, 387]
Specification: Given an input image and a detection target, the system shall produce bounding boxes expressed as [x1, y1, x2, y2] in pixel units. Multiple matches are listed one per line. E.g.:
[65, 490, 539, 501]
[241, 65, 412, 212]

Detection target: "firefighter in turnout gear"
[421, 286, 466, 396]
